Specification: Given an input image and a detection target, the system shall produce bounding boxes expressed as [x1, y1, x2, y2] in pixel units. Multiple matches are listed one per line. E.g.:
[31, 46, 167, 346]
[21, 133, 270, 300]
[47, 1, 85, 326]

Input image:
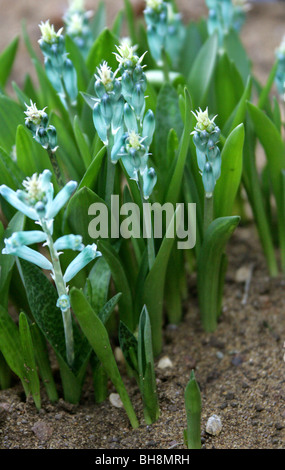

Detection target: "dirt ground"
[0, 0, 285, 451]
[0, 224, 284, 449]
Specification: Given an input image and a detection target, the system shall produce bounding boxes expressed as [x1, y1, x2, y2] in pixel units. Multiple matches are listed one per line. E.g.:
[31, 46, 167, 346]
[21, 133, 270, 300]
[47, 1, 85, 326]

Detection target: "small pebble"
[109, 393, 124, 409]
[157, 356, 173, 369]
[206, 415, 222, 436]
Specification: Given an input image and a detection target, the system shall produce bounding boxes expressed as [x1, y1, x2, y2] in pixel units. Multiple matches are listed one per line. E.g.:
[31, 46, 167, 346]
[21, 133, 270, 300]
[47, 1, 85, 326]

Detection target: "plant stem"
[204, 194, 214, 235]
[47, 148, 64, 188]
[42, 220, 74, 368]
[105, 131, 116, 209]
[161, 47, 170, 83]
[138, 181, 155, 271]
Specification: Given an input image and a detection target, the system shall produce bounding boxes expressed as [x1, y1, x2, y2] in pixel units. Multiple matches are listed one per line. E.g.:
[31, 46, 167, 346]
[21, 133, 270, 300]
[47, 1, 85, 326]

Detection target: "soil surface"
[0, 224, 284, 450]
[0, 0, 285, 451]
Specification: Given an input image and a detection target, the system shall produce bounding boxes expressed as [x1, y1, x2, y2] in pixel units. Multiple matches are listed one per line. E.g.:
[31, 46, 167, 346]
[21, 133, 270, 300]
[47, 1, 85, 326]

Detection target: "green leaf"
[97, 239, 134, 330]
[178, 22, 202, 78]
[247, 102, 285, 270]
[123, 0, 137, 44]
[78, 146, 106, 191]
[137, 306, 160, 424]
[119, 320, 138, 375]
[0, 212, 25, 306]
[184, 370, 202, 449]
[222, 76, 252, 136]
[188, 32, 218, 107]
[0, 305, 29, 395]
[223, 28, 251, 84]
[0, 96, 25, 153]
[30, 323, 58, 403]
[154, 83, 184, 165]
[90, 1, 106, 39]
[88, 255, 111, 314]
[0, 37, 19, 88]
[214, 52, 244, 129]
[86, 29, 118, 75]
[70, 287, 139, 429]
[73, 115, 92, 169]
[64, 186, 105, 245]
[197, 216, 240, 332]
[0, 146, 25, 189]
[165, 88, 192, 205]
[17, 260, 91, 379]
[214, 124, 245, 218]
[142, 205, 182, 356]
[19, 312, 41, 409]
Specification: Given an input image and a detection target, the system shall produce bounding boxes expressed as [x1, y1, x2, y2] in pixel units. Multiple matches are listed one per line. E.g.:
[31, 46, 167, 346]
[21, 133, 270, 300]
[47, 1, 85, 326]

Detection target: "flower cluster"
[0, 171, 101, 314]
[91, 44, 157, 200]
[275, 36, 285, 100]
[144, 0, 185, 67]
[206, 0, 250, 42]
[114, 43, 148, 121]
[39, 20, 78, 106]
[191, 108, 221, 198]
[24, 101, 58, 153]
[92, 61, 125, 144]
[63, 0, 93, 58]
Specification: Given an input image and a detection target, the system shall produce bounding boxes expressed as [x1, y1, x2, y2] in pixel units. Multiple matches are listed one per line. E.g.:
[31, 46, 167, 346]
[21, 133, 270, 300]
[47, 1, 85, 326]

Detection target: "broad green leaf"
[184, 370, 202, 449]
[0, 305, 29, 395]
[142, 205, 182, 356]
[164, 88, 192, 205]
[90, 1, 106, 39]
[154, 83, 184, 165]
[19, 312, 41, 409]
[178, 22, 202, 78]
[223, 28, 251, 84]
[214, 51, 244, 128]
[0, 212, 25, 306]
[0, 96, 25, 153]
[197, 216, 240, 332]
[88, 255, 111, 314]
[137, 306, 160, 424]
[86, 29, 118, 75]
[97, 239, 134, 330]
[17, 259, 91, 378]
[78, 146, 106, 191]
[247, 102, 285, 270]
[222, 75, 252, 136]
[0, 146, 25, 189]
[123, 0, 137, 44]
[214, 124, 245, 218]
[73, 115, 92, 169]
[188, 32, 218, 107]
[0, 37, 19, 88]
[64, 186, 105, 245]
[70, 287, 139, 429]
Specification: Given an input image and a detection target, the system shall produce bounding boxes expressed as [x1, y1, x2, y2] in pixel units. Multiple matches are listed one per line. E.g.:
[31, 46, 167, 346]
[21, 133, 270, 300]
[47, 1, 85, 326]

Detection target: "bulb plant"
[0, 0, 284, 435]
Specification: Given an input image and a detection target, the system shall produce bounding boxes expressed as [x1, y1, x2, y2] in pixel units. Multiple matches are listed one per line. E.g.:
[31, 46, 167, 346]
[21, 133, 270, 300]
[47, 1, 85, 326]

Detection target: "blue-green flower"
[275, 36, 285, 99]
[191, 108, 221, 196]
[63, 244, 102, 282]
[0, 171, 77, 225]
[2, 233, 53, 271]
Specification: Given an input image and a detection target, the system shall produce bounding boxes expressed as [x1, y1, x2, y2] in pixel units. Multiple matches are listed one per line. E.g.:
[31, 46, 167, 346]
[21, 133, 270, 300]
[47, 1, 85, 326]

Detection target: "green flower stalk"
[63, 0, 93, 59]
[275, 36, 285, 100]
[24, 101, 63, 187]
[191, 108, 221, 233]
[0, 170, 102, 368]
[38, 20, 78, 110]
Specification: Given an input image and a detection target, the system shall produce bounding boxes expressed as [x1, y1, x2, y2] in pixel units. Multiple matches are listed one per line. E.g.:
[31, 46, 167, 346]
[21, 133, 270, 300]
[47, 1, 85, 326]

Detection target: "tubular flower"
[191, 108, 221, 198]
